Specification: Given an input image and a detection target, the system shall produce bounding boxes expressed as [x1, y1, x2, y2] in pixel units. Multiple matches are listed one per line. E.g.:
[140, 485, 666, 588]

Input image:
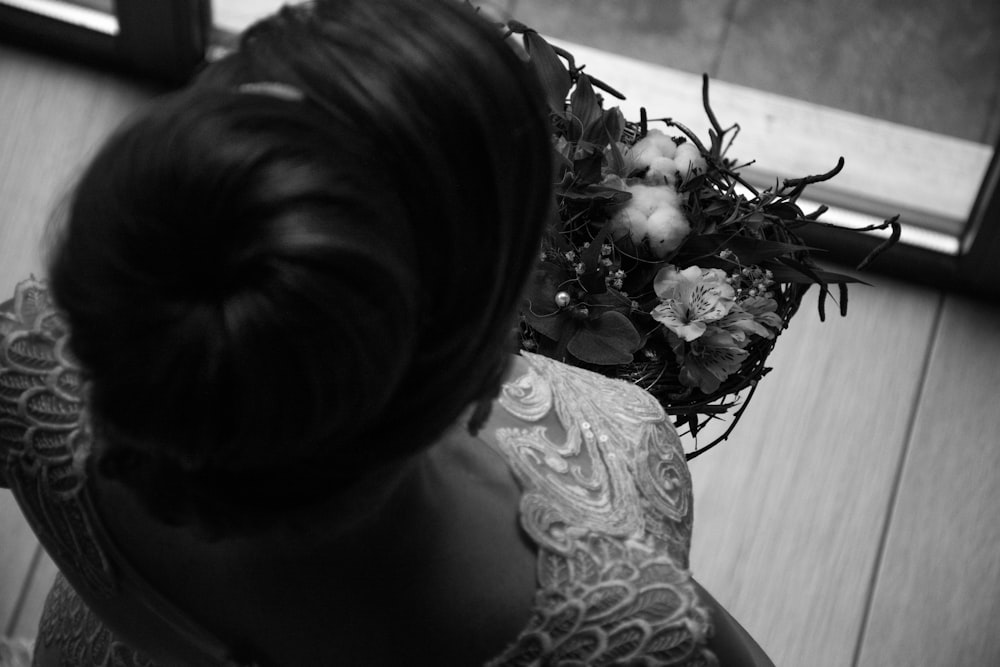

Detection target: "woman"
[0, 0, 771, 664]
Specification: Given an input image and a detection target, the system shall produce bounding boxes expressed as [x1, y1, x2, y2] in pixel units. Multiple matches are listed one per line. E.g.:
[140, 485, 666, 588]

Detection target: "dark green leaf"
[552, 144, 573, 171]
[764, 202, 804, 221]
[604, 110, 627, 174]
[777, 257, 833, 321]
[766, 263, 869, 286]
[581, 105, 623, 147]
[521, 263, 574, 335]
[578, 266, 608, 294]
[678, 172, 710, 192]
[677, 235, 813, 265]
[558, 185, 632, 204]
[744, 211, 766, 232]
[573, 150, 603, 184]
[525, 307, 573, 341]
[523, 31, 571, 112]
[566, 311, 640, 365]
[570, 74, 602, 132]
[581, 224, 613, 270]
[602, 108, 625, 144]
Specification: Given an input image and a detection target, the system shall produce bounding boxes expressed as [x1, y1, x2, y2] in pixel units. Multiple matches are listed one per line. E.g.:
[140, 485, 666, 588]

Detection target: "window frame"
[795, 141, 1000, 299]
[0, 0, 210, 82]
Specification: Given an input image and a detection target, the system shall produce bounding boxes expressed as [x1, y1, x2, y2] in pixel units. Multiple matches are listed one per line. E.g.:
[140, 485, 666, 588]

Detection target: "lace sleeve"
[486, 353, 716, 666]
[1, 278, 76, 487]
[0, 277, 117, 597]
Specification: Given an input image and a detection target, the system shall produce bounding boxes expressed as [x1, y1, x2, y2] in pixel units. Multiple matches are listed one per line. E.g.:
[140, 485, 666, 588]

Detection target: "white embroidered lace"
[485, 352, 717, 666]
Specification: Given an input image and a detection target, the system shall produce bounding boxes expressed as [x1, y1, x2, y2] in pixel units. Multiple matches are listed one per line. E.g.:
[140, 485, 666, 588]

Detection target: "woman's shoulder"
[492, 351, 692, 557]
[481, 354, 712, 666]
[503, 351, 667, 422]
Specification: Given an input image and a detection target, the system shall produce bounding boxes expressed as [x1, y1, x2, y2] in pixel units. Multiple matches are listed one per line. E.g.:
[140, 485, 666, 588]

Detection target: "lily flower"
[651, 265, 735, 341]
[675, 328, 750, 393]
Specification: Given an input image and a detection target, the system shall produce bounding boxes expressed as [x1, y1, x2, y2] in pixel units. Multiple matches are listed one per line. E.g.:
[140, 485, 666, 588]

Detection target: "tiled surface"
[506, 0, 734, 76]
[510, 0, 1000, 143]
[715, 0, 1000, 143]
[214, 0, 1000, 142]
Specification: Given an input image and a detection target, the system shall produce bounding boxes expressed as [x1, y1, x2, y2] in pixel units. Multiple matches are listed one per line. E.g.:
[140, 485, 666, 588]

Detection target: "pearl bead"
[554, 291, 571, 308]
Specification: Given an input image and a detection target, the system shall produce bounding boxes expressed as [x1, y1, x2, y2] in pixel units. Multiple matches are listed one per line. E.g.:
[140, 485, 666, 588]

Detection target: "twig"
[781, 157, 845, 201]
[856, 215, 901, 270]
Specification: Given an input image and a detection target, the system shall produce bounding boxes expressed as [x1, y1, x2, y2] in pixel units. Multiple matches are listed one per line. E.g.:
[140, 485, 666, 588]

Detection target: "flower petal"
[653, 265, 701, 300]
[717, 306, 772, 341]
[741, 296, 785, 332]
[687, 281, 735, 323]
[680, 337, 749, 392]
[652, 301, 707, 341]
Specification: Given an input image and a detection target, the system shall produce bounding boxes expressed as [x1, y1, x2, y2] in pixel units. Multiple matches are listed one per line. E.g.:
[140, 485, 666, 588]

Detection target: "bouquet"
[507, 24, 899, 458]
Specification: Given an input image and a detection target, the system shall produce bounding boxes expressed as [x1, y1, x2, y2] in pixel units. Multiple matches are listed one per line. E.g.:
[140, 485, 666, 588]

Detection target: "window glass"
[213, 0, 287, 33]
[1, 0, 117, 33]
[71, 0, 111, 10]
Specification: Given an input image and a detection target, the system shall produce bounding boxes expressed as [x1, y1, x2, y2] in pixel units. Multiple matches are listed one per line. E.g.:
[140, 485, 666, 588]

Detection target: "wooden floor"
[2, 2, 1000, 666]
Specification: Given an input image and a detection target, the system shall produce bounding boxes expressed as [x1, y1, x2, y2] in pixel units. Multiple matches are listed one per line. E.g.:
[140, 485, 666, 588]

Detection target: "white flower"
[625, 129, 684, 185]
[630, 129, 677, 165]
[608, 181, 690, 258]
[644, 156, 680, 186]
[651, 265, 735, 341]
[673, 141, 707, 177]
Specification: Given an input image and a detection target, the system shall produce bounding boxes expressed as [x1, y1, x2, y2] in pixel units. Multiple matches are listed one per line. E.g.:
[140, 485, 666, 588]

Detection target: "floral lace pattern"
[0, 278, 116, 598]
[37, 573, 157, 667]
[486, 352, 716, 666]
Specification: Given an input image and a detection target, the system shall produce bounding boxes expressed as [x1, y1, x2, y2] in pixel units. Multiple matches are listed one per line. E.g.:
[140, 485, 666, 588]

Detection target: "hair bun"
[50, 0, 554, 532]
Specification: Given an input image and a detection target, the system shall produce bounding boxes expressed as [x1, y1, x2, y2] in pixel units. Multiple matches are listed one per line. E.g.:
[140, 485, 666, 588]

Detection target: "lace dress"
[0, 279, 715, 666]
[483, 352, 716, 666]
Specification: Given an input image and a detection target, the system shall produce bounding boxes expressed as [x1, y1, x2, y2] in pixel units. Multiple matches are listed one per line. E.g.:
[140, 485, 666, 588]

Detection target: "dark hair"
[48, 0, 552, 533]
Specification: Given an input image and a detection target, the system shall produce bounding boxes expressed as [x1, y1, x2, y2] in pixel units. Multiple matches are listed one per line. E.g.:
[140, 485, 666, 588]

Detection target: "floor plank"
[856, 294, 1000, 666]
[0, 495, 38, 636]
[10, 550, 58, 639]
[0, 43, 154, 296]
[688, 275, 942, 666]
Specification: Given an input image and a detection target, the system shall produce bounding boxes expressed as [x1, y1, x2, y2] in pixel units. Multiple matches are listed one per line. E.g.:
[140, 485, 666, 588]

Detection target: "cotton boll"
[641, 129, 678, 158]
[628, 182, 679, 217]
[629, 129, 677, 170]
[609, 183, 689, 255]
[609, 208, 650, 245]
[645, 203, 691, 258]
[644, 156, 679, 186]
[674, 141, 707, 176]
